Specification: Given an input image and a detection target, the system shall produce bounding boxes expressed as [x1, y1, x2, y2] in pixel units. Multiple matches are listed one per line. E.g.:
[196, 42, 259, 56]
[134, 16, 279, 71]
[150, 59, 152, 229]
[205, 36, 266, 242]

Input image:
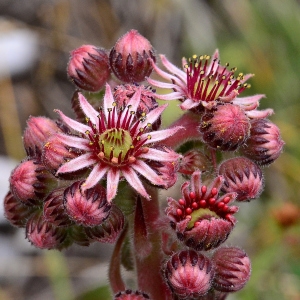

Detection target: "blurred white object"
[0, 155, 18, 223]
[0, 18, 39, 78]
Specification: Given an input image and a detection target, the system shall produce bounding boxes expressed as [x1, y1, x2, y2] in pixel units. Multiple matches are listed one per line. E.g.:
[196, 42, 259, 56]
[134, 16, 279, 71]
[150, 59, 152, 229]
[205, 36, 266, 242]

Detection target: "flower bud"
[114, 83, 161, 130]
[212, 247, 251, 292]
[43, 188, 73, 227]
[4, 191, 36, 228]
[114, 290, 150, 300]
[9, 158, 55, 205]
[178, 149, 211, 175]
[23, 116, 62, 157]
[85, 205, 125, 243]
[199, 104, 250, 151]
[67, 45, 110, 92]
[241, 118, 284, 165]
[64, 181, 111, 227]
[164, 250, 214, 299]
[218, 157, 263, 202]
[166, 171, 238, 251]
[26, 211, 67, 250]
[42, 133, 81, 174]
[109, 29, 156, 83]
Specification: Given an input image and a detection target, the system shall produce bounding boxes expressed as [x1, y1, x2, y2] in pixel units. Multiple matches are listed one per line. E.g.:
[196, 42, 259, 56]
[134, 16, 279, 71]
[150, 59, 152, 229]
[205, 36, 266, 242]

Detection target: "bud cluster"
[3, 29, 284, 299]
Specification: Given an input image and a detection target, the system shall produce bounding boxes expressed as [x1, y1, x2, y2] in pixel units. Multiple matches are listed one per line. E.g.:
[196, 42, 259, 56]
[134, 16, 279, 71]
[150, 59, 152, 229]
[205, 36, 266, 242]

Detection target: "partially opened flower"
[148, 50, 271, 116]
[54, 84, 182, 202]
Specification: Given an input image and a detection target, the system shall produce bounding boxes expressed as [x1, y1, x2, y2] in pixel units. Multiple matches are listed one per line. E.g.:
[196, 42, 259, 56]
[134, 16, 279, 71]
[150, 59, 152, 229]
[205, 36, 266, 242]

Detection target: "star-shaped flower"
[54, 84, 182, 202]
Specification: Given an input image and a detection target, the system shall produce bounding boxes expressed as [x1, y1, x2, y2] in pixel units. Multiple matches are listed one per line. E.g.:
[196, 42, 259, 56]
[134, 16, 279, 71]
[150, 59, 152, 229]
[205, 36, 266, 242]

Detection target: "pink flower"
[54, 84, 182, 202]
[148, 50, 273, 117]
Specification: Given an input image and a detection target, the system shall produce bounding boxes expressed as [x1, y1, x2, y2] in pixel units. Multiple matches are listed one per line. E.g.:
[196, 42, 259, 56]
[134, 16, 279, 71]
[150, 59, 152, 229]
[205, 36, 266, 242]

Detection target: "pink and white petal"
[180, 98, 200, 110]
[81, 164, 109, 192]
[147, 77, 179, 89]
[131, 160, 164, 186]
[56, 153, 96, 174]
[206, 49, 220, 74]
[241, 73, 254, 83]
[103, 83, 115, 120]
[142, 126, 184, 144]
[56, 133, 90, 150]
[246, 108, 274, 119]
[106, 168, 120, 202]
[154, 91, 185, 101]
[78, 93, 99, 125]
[122, 167, 150, 200]
[232, 94, 265, 106]
[139, 148, 180, 162]
[160, 55, 187, 82]
[151, 60, 180, 82]
[55, 110, 90, 134]
[219, 89, 239, 102]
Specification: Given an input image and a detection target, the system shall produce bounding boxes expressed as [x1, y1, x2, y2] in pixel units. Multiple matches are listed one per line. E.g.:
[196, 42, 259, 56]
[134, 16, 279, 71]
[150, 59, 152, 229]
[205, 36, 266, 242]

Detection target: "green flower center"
[99, 128, 133, 161]
[187, 208, 219, 229]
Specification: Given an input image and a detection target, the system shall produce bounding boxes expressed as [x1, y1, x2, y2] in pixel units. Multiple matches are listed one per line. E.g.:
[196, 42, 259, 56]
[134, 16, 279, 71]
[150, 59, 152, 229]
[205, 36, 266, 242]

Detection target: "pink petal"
[106, 168, 120, 202]
[81, 164, 109, 192]
[139, 148, 180, 162]
[103, 83, 115, 121]
[154, 92, 185, 101]
[246, 108, 274, 119]
[131, 160, 164, 186]
[78, 93, 99, 125]
[142, 126, 184, 145]
[160, 55, 187, 82]
[147, 77, 179, 89]
[55, 110, 90, 134]
[56, 133, 90, 150]
[232, 94, 265, 106]
[180, 98, 199, 110]
[56, 153, 95, 174]
[122, 167, 150, 200]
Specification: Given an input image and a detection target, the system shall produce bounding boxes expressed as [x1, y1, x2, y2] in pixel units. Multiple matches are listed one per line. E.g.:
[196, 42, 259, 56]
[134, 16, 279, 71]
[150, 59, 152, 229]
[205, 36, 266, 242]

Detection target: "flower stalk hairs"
[4, 29, 284, 299]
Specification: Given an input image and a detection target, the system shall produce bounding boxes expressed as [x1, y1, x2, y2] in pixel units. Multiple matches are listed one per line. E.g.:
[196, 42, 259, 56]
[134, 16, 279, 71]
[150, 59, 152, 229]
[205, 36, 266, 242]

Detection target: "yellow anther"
[85, 130, 90, 135]
[147, 123, 152, 127]
[147, 135, 151, 139]
[192, 54, 197, 59]
[112, 102, 117, 107]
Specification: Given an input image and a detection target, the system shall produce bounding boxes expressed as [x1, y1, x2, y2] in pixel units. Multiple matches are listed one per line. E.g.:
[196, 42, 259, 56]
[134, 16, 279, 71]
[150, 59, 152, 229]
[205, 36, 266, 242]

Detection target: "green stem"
[134, 186, 172, 300]
[108, 223, 128, 294]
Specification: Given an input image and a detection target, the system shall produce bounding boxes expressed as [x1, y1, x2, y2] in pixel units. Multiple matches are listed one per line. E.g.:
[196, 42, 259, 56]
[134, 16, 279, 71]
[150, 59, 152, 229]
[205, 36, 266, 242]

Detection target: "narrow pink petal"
[55, 110, 90, 134]
[147, 77, 179, 89]
[180, 99, 199, 110]
[103, 83, 115, 120]
[106, 168, 120, 202]
[206, 49, 220, 74]
[151, 59, 179, 82]
[232, 94, 265, 105]
[246, 108, 274, 119]
[78, 93, 99, 125]
[142, 126, 184, 144]
[242, 73, 254, 83]
[121, 87, 141, 127]
[56, 133, 90, 150]
[122, 168, 150, 200]
[131, 160, 165, 186]
[81, 164, 109, 192]
[160, 55, 187, 82]
[56, 153, 95, 174]
[154, 92, 185, 101]
[137, 104, 168, 132]
[139, 148, 180, 162]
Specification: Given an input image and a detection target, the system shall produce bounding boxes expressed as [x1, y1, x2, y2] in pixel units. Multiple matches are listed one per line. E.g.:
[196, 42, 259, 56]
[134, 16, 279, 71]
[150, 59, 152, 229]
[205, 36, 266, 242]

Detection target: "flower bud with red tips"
[26, 211, 68, 250]
[164, 250, 214, 299]
[64, 181, 111, 227]
[43, 187, 73, 227]
[23, 116, 62, 157]
[199, 103, 250, 151]
[219, 157, 263, 202]
[212, 247, 251, 292]
[4, 191, 36, 228]
[67, 45, 110, 92]
[9, 158, 55, 205]
[85, 205, 125, 243]
[109, 29, 156, 83]
[114, 290, 150, 300]
[166, 171, 238, 251]
[241, 118, 284, 165]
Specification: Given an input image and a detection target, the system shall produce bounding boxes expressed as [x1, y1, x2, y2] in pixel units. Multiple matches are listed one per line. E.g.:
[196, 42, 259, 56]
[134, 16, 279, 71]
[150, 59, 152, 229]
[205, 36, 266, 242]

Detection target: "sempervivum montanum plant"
[4, 29, 284, 300]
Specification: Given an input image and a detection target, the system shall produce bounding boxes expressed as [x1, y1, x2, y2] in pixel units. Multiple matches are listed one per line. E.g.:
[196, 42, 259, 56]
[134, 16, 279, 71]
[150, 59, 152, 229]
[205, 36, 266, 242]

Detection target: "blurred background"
[0, 0, 300, 299]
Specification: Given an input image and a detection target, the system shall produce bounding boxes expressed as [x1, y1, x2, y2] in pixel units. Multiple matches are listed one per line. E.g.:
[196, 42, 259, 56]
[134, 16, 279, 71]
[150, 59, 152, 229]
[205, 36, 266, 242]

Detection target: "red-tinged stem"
[210, 148, 218, 172]
[163, 112, 201, 149]
[134, 185, 172, 300]
[108, 223, 128, 294]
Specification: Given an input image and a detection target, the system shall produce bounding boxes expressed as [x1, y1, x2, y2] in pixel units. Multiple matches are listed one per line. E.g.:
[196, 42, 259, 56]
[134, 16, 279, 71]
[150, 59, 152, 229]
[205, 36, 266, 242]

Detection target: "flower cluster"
[4, 29, 284, 299]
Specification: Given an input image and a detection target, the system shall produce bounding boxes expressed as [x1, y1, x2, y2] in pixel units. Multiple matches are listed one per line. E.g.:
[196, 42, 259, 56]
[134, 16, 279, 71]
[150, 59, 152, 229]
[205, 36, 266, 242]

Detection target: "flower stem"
[108, 223, 128, 294]
[133, 186, 172, 299]
[163, 112, 201, 149]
